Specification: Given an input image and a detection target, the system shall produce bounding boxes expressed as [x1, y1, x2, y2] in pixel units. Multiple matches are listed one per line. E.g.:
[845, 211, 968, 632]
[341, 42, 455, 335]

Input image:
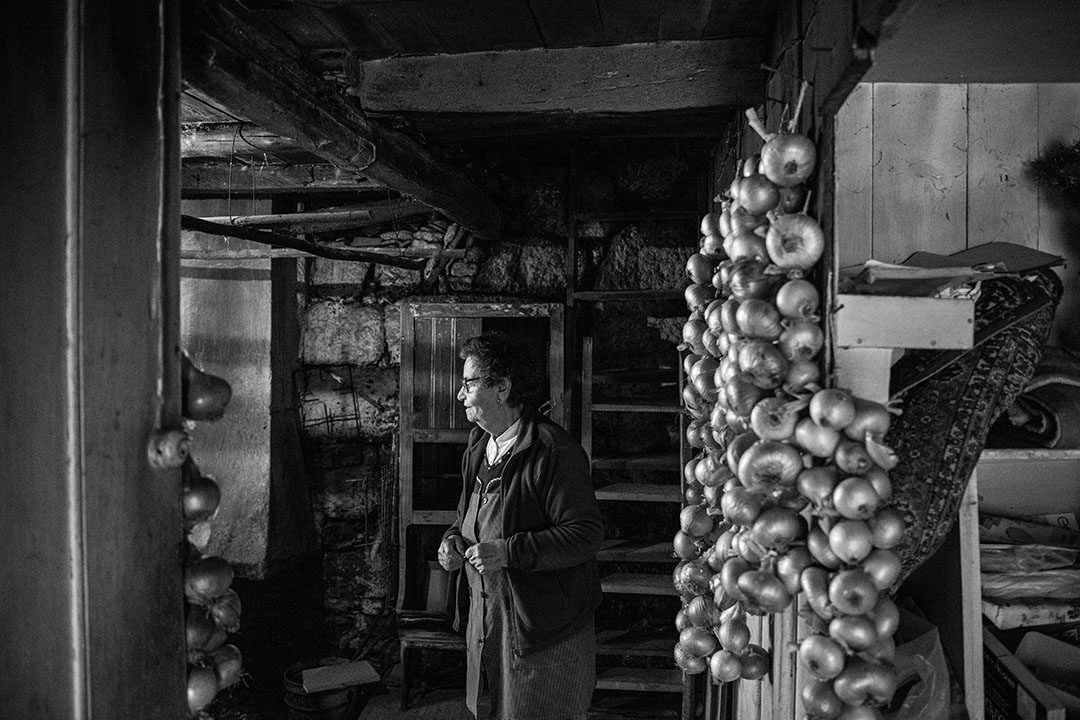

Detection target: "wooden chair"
[396, 563, 466, 710]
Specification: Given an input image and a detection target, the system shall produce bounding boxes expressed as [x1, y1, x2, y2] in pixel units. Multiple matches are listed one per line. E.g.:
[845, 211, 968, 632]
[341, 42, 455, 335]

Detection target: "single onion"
[774, 278, 820, 320]
[680, 626, 719, 657]
[728, 229, 769, 263]
[211, 644, 244, 690]
[685, 283, 715, 313]
[724, 372, 766, 417]
[739, 173, 780, 215]
[719, 297, 742, 337]
[185, 555, 235, 606]
[673, 529, 699, 561]
[681, 317, 708, 356]
[736, 299, 784, 340]
[680, 504, 715, 537]
[737, 440, 803, 494]
[182, 461, 221, 525]
[765, 212, 825, 271]
[700, 212, 721, 237]
[738, 341, 789, 390]
[187, 665, 219, 713]
[761, 132, 817, 187]
[777, 319, 824, 362]
[783, 359, 821, 395]
[209, 588, 242, 633]
[726, 259, 777, 301]
[749, 396, 806, 441]
[809, 388, 856, 430]
[725, 430, 760, 475]
[844, 396, 893, 441]
[186, 604, 218, 651]
[701, 232, 725, 257]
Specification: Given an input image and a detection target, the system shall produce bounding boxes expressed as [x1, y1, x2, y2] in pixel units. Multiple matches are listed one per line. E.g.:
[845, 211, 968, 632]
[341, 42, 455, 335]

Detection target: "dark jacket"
[444, 408, 604, 653]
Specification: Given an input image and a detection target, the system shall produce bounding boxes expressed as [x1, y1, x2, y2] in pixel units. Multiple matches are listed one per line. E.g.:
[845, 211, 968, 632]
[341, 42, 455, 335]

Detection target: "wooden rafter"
[351, 40, 767, 115]
[180, 0, 501, 239]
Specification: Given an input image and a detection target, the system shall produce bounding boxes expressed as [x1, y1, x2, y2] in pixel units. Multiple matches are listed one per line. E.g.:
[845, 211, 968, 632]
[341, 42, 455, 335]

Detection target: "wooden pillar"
[0, 0, 186, 717]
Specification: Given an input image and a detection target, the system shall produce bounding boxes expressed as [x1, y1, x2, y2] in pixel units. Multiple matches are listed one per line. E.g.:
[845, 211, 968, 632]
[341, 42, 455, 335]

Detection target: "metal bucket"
[283, 658, 368, 720]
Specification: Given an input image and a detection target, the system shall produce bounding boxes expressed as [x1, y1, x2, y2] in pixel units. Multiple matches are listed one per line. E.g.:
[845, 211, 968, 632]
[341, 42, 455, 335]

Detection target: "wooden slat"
[598, 539, 674, 563]
[354, 40, 766, 115]
[595, 483, 680, 503]
[833, 82, 874, 269]
[959, 475, 984, 720]
[596, 628, 676, 657]
[595, 667, 684, 693]
[411, 429, 472, 444]
[871, 83, 968, 263]
[975, 448, 1080, 516]
[601, 573, 677, 596]
[967, 84, 1040, 249]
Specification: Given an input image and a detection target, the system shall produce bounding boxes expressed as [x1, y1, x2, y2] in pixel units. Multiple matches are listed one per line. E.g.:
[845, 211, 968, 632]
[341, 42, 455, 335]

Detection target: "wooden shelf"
[601, 572, 677, 596]
[405, 510, 458, 526]
[591, 451, 681, 471]
[596, 629, 677, 657]
[596, 482, 680, 503]
[574, 209, 698, 223]
[598, 539, 674, 563]
[571, 288, 684, 302]
[595, 667, 684, 693]
[589, 401, 681, 413]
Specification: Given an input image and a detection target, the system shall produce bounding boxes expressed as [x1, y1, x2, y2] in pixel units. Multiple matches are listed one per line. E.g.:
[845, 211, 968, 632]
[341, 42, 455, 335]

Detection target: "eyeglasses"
[460, 376, 486, 392]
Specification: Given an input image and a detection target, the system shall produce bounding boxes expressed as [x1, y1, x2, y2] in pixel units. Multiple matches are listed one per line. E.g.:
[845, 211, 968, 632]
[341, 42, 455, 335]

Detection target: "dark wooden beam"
[180, 0, 501, 239]
[181, 124, 325, 162]
[197, 198, 432, 233]
[352, 39, 767, 115]
[181, 161, 383, 197]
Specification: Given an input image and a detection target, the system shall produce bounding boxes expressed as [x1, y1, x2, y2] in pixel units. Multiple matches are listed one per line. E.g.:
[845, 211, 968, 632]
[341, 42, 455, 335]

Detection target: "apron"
[462, 451, 595, 720]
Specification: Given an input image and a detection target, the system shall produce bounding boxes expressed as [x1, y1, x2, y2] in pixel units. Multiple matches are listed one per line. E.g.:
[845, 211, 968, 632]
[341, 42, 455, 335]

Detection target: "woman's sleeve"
[505, 441, 604, 571]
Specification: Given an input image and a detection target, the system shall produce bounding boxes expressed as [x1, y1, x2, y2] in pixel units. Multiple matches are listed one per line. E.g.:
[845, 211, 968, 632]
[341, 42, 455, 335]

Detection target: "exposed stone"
[521, 166, 566, 236]
[472, 243, 523, 294]
[310, 258, 369, 286]
[373, 263, 423, 293]
[519, 238, 566, 298]
[301, 299, 384, 365]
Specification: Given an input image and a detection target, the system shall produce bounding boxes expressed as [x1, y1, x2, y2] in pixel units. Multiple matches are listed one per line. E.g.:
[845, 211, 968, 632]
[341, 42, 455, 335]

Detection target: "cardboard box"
[983, 598, 1080, 630]
[984, 628, 1067, 720]
[1015, 632, 1080, 719]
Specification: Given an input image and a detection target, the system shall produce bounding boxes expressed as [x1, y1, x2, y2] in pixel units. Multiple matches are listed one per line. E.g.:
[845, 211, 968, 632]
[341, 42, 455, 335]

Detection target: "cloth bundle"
[990, 346, 1080, 449]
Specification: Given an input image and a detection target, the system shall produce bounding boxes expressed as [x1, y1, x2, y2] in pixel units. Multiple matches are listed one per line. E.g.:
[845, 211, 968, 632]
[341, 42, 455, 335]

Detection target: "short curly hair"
[459, 331, 543, 409]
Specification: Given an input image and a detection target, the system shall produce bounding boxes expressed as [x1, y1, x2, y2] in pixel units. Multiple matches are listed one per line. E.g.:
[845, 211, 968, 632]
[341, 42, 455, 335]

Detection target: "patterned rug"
[884, 269, 1064, 585]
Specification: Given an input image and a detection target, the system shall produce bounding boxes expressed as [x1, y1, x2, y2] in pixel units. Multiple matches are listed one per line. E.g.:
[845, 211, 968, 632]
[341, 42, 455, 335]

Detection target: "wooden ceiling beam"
[180, 0, 501, 239]
[181, 162, 383, 197]
[351, 39, 767, 115]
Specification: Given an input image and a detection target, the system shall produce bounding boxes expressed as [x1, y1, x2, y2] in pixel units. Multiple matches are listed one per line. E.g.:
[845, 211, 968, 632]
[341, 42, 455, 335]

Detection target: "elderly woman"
[438, 331, 604, 720]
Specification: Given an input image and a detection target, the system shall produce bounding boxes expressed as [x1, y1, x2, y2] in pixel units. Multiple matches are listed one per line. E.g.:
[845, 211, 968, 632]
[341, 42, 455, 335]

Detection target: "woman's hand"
[438, 535, 465, 571]
[464, 540, 508, 574]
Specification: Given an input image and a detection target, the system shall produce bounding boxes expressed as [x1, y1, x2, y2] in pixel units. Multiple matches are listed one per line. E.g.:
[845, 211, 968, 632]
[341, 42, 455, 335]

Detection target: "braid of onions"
[674, 108, 906, 718]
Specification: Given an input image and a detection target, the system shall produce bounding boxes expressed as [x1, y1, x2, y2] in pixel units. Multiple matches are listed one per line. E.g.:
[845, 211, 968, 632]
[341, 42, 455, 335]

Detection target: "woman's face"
[458, 356, 501, 429]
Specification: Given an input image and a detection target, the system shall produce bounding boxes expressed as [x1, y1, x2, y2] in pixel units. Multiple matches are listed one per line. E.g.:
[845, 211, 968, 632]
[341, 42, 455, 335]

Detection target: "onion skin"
[761, 133, 817, 187]
[765, 213, 825, 271]
[774, 278, 820, 320]
[736, 440, 803, 494]
[187, 665, 219, 713]
[182, 461, 221, 525]
[211, 644, 244, 689]
[185, 555, 235, 606]
[738, 341, 789, 390]
[182, 352, 232, 422]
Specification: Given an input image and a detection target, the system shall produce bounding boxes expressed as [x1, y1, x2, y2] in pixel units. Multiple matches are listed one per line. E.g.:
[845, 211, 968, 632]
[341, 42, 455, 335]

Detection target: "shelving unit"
[906, 447, 1080, 720]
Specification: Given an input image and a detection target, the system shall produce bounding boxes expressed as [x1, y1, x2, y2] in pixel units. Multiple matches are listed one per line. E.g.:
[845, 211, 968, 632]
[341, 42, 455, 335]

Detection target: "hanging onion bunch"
[180, 352, 243, 715]
[674, 100, 908, 716]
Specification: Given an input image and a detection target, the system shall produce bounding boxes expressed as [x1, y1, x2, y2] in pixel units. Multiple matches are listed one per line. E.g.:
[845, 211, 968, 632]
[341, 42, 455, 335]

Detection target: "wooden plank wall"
[834, 82, 1080, 347]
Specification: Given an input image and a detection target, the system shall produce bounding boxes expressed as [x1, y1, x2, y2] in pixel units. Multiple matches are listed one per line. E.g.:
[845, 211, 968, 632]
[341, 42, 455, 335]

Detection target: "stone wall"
[294, 138, 713, 655]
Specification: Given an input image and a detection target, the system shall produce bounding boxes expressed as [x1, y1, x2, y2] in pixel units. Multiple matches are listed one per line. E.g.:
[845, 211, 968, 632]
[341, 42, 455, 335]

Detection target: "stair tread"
[598, 539, 673, 563]
[596, 628, 677, 657]
[596, 482, 680, 503]
[601, 572, 677, 596]
[595, 666, 684, 692]
[590, 451, 680, 471]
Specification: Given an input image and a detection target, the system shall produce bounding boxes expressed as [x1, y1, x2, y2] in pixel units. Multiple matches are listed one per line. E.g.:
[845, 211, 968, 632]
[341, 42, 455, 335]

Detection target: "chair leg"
[399, 644, 412, 711]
